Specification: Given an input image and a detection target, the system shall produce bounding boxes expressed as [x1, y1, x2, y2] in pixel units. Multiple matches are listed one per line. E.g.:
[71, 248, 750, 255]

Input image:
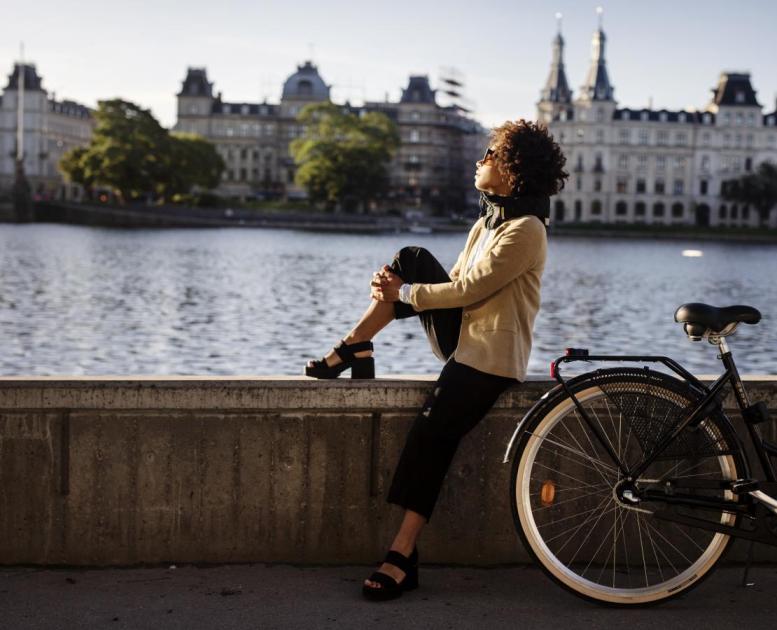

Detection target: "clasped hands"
[370, 265, 403, 302]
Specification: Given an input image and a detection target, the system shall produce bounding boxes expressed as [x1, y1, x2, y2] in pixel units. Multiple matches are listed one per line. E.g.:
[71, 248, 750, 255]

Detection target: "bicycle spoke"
[527, 432, 619, 476]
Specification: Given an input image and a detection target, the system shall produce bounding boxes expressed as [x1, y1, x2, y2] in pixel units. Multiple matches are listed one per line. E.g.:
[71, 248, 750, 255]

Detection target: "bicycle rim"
[514, 380, 741, 605]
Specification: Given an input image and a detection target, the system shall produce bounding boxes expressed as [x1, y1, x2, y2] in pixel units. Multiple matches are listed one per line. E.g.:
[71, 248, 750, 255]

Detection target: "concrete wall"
[0, 376, 775, 566]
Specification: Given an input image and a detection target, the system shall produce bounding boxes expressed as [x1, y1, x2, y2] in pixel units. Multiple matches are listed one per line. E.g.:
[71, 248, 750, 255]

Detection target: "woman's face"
[474, 146, 511, 195]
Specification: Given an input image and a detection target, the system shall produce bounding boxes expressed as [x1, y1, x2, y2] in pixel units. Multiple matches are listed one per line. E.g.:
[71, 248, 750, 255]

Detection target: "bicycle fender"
[502, 385, 561, 464]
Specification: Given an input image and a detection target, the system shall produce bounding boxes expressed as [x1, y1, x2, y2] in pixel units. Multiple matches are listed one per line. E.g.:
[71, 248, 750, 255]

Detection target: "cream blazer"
[407, 215, 547, 380]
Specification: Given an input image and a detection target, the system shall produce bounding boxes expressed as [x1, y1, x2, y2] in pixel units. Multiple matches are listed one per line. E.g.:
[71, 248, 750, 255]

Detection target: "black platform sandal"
[362, 547, 419, 601]
[304, 339, 375, 379]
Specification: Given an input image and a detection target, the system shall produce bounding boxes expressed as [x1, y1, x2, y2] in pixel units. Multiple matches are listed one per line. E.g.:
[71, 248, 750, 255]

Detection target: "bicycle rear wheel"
[511, 369, 745, 605]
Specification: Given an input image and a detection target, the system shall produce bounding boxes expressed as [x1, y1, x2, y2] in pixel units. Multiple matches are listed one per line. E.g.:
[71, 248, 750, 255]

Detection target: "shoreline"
[3, 201, 777, 243]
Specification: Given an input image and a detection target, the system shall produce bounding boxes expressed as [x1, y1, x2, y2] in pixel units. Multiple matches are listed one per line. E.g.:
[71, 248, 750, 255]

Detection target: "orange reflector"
[540, 480, 556, 507]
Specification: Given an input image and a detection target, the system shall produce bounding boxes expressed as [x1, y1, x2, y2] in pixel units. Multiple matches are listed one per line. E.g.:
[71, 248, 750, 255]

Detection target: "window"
[638, 129, 650, 145]
[636, 178, 646, 193]
[719, 205, 727, 219]
[701, 155, 710, 172]
[618, 129, 630, 144]
[659, 112, 668, 122]
[576, 176, 582, 191]
[240, 148, 247, 160]
[409, 129, 420, 143]
[637, 154, 648, 171]
[735, 113, 743, 126]
[731, 204, 739, 219]
[723, 112, 731, 125]
[736, 91, 745, 104]
[239, 168, 247, 181]
[594, 179, 602, 192]
[745, 157, 753, 171]
[641, 111, 649, 121]
[700, 180, 708, 195]
[596, 129, 605, 144]
[654, 178, 665, 194]
[653, 202, 665, 217]
[410, 110, 420, 121]
[596, 108, 604, 122]
[576, 128, 585, 142]
[678, 113, 686, 123]
[591, 200, 602, 215]
[657, 130, 669, 145]
[635, 202, 646, 216]
[241, 104, 249, 115]
[594, 153, 604, 172]
[617, 154, 629, 169]
[616, 177, 628, 193]
[674, 156, 687, 170]
[671, 203, 683, 218]
[656, 155, 666, 171]
[743, 205, 750, 220]
[703, 113, 712, 125]
[675, 132, 687, 146]
[615, 201, 628, 215]
[673, 179, 684, 195]
[574, 200, 582, 220]
[702, 132, 711, 146]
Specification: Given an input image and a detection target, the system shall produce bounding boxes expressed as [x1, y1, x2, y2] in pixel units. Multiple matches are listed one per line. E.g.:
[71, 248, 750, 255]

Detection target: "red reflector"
[550, 363, 557, 378]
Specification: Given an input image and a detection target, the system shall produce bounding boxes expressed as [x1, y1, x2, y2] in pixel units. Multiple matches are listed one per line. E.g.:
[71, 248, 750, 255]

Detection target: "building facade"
[174, 62, 486, 212]
[538, 23, 777, 227]
[0, 63, 94, 200]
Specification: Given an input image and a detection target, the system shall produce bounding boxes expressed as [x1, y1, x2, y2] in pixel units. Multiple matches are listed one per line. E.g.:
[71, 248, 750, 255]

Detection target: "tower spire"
[540, 12, 572, 104]
[579, 7, 614, 101]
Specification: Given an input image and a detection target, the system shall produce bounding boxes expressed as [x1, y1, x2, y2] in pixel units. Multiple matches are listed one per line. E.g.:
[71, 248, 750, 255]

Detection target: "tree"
[290, 103, 399, 211]
[164, 133, 225, 199]
[60, 99, 223, 203]
[722, 161, 777, 227]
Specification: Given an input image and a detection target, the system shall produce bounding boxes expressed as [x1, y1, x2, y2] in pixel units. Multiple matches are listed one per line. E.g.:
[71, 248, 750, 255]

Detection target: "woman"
[304, 119, 568, 601]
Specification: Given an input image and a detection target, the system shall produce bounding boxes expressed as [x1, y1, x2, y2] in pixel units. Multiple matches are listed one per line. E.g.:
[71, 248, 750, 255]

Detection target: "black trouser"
[386, 247, 518, 522]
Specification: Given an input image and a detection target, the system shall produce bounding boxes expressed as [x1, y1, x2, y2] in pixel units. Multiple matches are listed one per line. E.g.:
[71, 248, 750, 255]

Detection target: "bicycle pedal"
[731, 479, 760, 494]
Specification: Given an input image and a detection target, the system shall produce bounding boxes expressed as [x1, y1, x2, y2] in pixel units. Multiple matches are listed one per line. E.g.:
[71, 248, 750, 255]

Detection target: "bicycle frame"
[550, 341, 777, 485]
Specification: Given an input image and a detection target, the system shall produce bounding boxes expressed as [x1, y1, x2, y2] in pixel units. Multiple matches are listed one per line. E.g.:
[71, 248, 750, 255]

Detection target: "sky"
[1, 0, 775, 130]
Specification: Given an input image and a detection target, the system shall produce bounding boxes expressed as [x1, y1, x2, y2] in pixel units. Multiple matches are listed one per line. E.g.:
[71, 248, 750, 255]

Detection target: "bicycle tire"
[510, 368, 745, 606]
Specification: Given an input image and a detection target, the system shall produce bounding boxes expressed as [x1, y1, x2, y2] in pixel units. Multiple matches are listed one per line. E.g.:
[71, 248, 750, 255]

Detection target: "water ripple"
[0, 224, 775, 377]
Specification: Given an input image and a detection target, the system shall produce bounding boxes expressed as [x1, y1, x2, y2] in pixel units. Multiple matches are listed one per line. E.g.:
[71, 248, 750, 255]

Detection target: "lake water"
[1, 223, 775, 377]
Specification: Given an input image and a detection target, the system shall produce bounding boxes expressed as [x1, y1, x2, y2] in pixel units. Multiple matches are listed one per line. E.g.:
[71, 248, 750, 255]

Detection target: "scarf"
[478, 192, 550, 230]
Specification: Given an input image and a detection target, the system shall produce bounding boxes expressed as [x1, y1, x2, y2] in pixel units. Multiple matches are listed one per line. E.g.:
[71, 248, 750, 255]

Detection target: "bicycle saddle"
[674, 302, 761, 339]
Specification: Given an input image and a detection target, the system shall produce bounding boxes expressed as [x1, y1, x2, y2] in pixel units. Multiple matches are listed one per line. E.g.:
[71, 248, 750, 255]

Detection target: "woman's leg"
[365, 359, 517, 591]
[313, 246, 459, 368]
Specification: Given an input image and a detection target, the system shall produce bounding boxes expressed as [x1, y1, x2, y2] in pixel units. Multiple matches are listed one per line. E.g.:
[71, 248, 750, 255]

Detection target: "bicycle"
[504, 302, 777, 605]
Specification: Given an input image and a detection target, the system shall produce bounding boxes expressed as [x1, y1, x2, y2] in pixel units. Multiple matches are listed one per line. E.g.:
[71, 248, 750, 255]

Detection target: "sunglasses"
[481, 147, 495, 163]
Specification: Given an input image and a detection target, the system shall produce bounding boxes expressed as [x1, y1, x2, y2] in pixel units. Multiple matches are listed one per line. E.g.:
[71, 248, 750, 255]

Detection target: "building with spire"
[174, 63, 485, 211]
[538, 11, 777, 228]
[0, 63, 94, 200]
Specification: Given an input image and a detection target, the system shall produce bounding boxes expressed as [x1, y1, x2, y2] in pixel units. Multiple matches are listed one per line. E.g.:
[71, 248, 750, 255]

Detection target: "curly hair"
[489, 120, 568, 196]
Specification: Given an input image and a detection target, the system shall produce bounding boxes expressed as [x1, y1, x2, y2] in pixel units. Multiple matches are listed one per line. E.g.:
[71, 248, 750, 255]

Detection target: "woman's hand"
[370, 265, 403, 302]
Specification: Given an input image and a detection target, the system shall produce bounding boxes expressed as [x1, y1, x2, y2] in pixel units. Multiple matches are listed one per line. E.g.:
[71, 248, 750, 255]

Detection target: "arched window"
[591, 200, 602, 215]
[554, 200, 565, 222]
[297, 79, 313, 96]
[653, 202, 665, 217]
[671, 203, 683, 218]
[615, 201, 628, 215]
[635, 202, 646, 216]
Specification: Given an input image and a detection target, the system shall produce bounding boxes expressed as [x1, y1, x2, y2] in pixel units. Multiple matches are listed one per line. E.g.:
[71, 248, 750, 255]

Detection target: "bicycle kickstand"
[740, 540, 756, 588]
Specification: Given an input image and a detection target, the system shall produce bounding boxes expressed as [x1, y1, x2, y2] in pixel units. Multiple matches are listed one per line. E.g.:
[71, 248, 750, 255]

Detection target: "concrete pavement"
[1, 563, 776, 630]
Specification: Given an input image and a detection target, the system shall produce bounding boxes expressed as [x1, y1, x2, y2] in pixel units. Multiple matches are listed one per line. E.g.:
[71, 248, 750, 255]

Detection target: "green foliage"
[722, 161, 777, 226]
[59, 99, 224, 202]
[290, 103, 399, 211]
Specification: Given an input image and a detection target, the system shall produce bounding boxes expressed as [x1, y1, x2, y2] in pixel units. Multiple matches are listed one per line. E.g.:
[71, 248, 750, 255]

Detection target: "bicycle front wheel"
[511, 369, 745, 606]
